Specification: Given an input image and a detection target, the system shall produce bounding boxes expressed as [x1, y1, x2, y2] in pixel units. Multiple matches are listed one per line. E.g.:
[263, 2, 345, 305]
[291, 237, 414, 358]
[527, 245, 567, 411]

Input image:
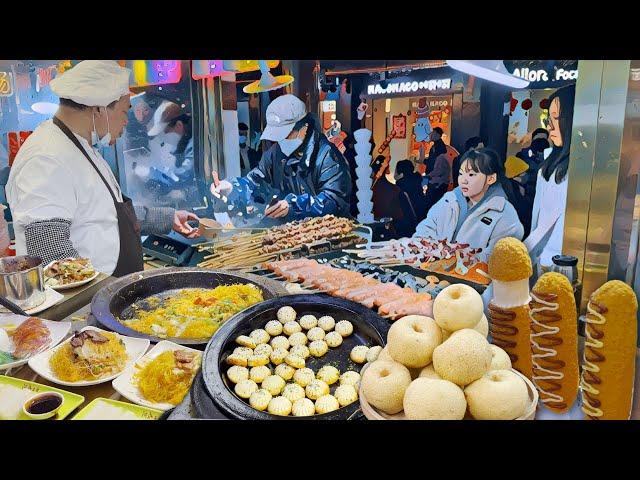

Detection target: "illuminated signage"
[191, 60, 226, 80]
[0, 71, 13, 97]
[367, 78, 452, 96]
[512, 68, 578, 83]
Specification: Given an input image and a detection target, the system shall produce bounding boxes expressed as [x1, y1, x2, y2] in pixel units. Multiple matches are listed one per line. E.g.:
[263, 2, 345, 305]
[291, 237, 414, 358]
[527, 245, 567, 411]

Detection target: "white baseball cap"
[50, 60, 131, 107]
[260, 94, 307, 142]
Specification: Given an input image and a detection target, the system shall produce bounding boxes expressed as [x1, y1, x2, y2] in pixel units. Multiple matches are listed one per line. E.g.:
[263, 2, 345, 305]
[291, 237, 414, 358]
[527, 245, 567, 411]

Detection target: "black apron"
[53, 117, 144, 277]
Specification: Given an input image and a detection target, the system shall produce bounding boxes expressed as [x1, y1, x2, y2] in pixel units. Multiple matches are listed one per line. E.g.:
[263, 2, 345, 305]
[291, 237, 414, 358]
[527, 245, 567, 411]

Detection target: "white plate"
[44, 260, 100, 291]
[0, 315, 71, 371]
[0, 287, 65, 315]
[112, 340, 201, 411]
[28, 326, 150, 387]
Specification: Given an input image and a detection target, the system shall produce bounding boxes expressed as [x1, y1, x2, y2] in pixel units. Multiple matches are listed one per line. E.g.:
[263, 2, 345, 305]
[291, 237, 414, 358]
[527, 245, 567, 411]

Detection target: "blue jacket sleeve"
[225, 148, 278, 206]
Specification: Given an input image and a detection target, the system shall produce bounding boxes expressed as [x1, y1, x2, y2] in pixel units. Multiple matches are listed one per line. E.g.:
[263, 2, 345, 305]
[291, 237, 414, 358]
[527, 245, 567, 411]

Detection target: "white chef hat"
[50, 60, 131, 107]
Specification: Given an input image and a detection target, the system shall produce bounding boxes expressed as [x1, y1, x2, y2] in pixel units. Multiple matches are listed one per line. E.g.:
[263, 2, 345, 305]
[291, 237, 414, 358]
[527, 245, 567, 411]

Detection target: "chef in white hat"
[210, 94, 352, 220]
[6, 60, 199, 277]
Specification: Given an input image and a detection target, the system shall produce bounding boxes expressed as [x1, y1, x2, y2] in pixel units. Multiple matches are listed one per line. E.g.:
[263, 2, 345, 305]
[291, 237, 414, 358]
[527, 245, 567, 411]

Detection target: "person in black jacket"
[211, 95, 352, 220]
[371, 156, 415, 238]
[395, 159, 427, 223]
[424, 126, 447, 173]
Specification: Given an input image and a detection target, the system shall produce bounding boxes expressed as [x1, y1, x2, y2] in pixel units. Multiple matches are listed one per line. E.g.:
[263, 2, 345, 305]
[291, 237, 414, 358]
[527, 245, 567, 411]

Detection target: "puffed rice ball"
[233, 347, 253, 358]
[226, 366, 249, 384]
[293, 368, 315, 387]
[290, 344, 310, 359]
[285, 353, 305, 369]
[334, 384, 358, 407]
[309, 340, 329, 357]
[292, 398, 315, 417]
[234, 379, 258, 399]
[249, 329, 270, 345]
[261, 375, 286, 395]
[299, 314, 318, 330]
[249, 389, 272, 411]
[226, 353, 248, 367]
[270, 347, 289, 365]
[325, 331, 343, 348]
[283, 321, 302, 336]
[275, 363, 296, 381]
[270, 335, 290, 351]
[335, 320, 354, 337]
[264, 320, 283, 337]
[315, 394, 340, 414]
[317, 365, 340, 385]
[305, 379, 330, 400]
[288, 332, 308, 346]
[236, 335, 256, 349]
[268, 396, 292, 416]
[350, 345, 369, 364]
[366, 345, 383, 363]
[247, 354, 270, 367]
[318, 316, 336, 332]
[339, 371, 361, 387]
[249, 365, 272, 384]
[307, 327, 326, 342]
[277, 306, 297, 324]
[254, 343, 273, 358]
[282, 383, 306, 403]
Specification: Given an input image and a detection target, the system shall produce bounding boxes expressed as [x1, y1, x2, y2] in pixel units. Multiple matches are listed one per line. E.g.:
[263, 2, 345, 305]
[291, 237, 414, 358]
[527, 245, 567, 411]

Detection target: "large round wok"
[91, 267, 288, 345]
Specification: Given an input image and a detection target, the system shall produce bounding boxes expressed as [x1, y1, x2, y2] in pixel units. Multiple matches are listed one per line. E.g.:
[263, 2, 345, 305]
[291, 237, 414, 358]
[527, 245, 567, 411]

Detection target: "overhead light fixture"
[31, 101, 59, 115]
[446, 60, 530, 89]
[243, 60, 294, 94]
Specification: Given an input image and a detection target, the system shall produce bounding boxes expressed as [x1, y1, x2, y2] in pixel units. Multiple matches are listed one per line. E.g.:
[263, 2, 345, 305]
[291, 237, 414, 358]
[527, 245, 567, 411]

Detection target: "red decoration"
[539, 98, 550, 110]
[510, 96, 518, 115]
[7, 131, 32, 166]
[392, 114, 407, 139]
[522, 99, 533, 111]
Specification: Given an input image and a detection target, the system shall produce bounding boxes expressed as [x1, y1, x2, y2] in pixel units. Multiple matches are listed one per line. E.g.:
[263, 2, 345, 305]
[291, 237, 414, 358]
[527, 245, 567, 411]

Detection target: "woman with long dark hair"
[414, 147, 524, 261]
[524, 84, 576, 272]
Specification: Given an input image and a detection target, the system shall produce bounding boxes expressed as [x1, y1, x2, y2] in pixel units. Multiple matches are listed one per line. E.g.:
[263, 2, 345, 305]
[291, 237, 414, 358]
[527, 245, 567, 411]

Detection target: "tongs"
[0, 295, 29, 316]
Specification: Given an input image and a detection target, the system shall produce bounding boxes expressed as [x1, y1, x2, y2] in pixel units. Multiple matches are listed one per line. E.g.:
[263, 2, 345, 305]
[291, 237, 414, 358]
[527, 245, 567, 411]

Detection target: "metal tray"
[202, 294, 388, 420]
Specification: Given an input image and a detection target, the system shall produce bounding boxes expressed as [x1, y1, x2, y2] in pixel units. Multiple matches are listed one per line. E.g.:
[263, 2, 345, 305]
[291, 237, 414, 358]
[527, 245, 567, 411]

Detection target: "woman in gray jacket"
[414, 148, 524, 262]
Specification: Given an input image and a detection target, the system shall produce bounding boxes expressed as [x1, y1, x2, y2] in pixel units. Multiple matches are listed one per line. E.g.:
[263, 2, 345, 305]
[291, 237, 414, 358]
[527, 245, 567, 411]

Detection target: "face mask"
[162, 132, 181, 150]
[531, 138, 549, 152]
[92, 108, 111, 147]
[278, 137, 303, 156]
[239, 135, 247, 146]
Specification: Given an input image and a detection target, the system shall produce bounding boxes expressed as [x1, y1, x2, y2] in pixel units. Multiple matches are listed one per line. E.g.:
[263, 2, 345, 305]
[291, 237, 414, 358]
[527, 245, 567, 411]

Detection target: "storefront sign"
[367, 78, 452, 96]
[504, 61, 579, 89]
[191, 60, 226, 80]
[512, 67, 578, 83]
[0, 71, 13, 97]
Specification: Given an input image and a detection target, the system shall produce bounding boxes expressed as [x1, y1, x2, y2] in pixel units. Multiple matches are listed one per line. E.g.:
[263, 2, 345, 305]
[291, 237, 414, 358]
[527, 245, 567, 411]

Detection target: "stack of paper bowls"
[353, 128, 374, 224]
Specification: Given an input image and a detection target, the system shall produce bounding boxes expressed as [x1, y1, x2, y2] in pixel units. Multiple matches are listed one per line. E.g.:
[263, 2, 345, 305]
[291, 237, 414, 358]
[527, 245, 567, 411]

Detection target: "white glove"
[210, 179, 233, 197]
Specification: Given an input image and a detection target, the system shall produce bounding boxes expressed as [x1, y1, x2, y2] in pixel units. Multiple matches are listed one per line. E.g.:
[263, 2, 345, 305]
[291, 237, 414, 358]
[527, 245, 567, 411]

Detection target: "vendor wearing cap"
[6, 60, 199, 277]
[210, 94, 352, 220]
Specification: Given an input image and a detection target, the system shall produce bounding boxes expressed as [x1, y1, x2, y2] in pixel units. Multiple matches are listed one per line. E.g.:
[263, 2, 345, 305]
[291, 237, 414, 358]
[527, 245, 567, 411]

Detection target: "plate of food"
[112, 340, 202, 411]
[72, 397, 163, 420]
[0, 315, 71, 370]
[28, 326, 149, 387]
[0, 375, 84, 420]
[44, 257, 99, 290]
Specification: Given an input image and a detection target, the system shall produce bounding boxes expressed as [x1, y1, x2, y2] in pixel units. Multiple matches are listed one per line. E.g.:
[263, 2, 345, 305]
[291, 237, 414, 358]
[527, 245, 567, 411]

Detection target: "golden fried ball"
[254, 343, 273, 358]
[291, 398, 315, 417]
[268, 396, 293, 416]
[307, 327, 326, 342]
[283, 321, 302, 336]
[261, 375, 286, 395]
[249, 365, 272, 384]
[277, 306, 297, 324]
[233, 347, 253, 358]
[247, 354, 270, 367]
[293, 368, 315, 387]
[249, 329, 270, 345]
[264, 320, 283, 337]
[488, 237, 532, 282]
[317, 365, 340, 385]
[350, 345, 369, 364]
[325, 331, 343, 348]
[309, 340, 329, 357]
[334, 384, 358, 407]
[305, 379, 330, 400]
[235, 335, 257, 349]
[226, 353, 248, 367]
[335, 320, 354, 337]
[288, 332, 308, 347]
[318, 316, 336, 332]
[339, 371, 361, 387]
[270, 347, 289, 366]
[282, 383, 306, 403]
[249, 389, 272, 411]
[226, 365, 249, 384]
[299, 315, 318, 330]
[270, 336, 290, 351]
[234, 379, 259, 399]
[366, 346, 383, 363]
[275, 363, 296, 381]
[285, 354, 305, 369]
[290, 344, 310, 360]
[315, 394, 340, 414]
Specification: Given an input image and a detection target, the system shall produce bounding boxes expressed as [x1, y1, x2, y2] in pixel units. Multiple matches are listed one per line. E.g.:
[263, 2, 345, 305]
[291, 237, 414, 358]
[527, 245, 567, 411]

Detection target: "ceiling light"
[446, 60, 529, 89]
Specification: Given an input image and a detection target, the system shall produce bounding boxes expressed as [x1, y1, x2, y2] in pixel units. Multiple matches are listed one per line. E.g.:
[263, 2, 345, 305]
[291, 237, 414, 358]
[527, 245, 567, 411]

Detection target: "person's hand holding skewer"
[265, 198, 290, 219]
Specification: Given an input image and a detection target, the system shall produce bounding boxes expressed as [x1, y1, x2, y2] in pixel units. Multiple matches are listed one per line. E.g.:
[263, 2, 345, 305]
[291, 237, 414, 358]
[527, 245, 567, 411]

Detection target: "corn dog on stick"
[487, 237, 534, 379]
[581, 280, 637, 420]
[529, 272, 578, 413]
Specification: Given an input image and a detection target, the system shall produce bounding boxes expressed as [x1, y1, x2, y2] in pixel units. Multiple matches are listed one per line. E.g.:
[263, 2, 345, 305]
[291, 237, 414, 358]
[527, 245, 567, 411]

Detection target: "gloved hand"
[209, 170, 233, 197]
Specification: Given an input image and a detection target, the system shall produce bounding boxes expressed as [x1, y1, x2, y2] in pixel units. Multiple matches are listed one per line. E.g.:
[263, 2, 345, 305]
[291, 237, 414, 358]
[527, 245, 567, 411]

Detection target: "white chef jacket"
[7, 119, 123, 275]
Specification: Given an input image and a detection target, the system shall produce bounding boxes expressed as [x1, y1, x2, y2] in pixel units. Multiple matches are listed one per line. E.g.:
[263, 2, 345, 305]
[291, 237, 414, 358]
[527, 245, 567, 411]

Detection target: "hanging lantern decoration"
[521, 98, 533, 116]
[510, 96, 518, 116]
[539, 98, 550, 110]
